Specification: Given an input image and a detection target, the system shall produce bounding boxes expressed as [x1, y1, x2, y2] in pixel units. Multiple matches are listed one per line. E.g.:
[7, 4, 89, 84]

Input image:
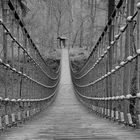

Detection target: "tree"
[67, 0, 73, 47]
[89, 0, 97, 50]
[79, 0, 83, 48]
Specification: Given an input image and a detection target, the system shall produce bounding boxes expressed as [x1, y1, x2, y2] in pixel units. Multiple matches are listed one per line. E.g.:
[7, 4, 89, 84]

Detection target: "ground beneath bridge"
[1, 49, 140, 140]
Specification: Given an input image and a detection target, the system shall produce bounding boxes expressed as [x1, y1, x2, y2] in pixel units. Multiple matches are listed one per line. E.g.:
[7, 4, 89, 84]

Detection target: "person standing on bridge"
[57, 37, 67, 48]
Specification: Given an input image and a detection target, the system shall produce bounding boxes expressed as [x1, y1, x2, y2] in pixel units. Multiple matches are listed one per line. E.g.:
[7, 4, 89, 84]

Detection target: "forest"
[0, 0, 108, 59]
[0, 0, 108, 99]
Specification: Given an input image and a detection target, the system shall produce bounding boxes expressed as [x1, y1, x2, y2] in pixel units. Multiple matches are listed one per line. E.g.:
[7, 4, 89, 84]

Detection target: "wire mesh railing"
[71, 0, 140, 128]
[0, 0, 60, 130]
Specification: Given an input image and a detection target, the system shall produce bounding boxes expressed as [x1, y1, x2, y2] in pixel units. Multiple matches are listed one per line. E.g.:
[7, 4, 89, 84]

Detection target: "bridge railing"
[71, 0, 140, 128]
[0, 0, 60, 129]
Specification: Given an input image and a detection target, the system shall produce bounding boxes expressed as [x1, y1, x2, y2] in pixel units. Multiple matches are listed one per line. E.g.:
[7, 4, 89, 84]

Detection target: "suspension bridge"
[0, 0, 140, 140]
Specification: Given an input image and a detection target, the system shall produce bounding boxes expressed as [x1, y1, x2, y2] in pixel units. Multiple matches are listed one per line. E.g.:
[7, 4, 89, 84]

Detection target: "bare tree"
[89, 0, 97, 50]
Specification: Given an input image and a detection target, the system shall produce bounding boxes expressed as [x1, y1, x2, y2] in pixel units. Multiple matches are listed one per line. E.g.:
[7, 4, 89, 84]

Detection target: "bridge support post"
[136, 2, 140, 128]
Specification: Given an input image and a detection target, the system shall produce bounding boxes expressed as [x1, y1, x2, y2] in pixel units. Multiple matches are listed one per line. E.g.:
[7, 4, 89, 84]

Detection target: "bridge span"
[1, 49, 140, 140]
[1, 0, 140, 139]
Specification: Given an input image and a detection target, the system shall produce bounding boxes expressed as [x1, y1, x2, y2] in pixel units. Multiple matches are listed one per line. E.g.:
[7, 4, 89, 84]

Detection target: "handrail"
[0, 58, 60, 88]
[71, 10, 138, 80]
[71, 0, 124, 77]
[71, 0, 140, 127]
[8, 0, 59, 79]
[0, 0, 61, 130]
[73, 53, 138, 87]
[0, 81, 59, 102]
[74, 85, 140, 101]
[0, 20, 60, 80]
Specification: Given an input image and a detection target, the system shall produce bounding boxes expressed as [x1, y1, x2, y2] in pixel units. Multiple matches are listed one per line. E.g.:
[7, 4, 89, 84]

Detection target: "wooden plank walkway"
[1, 49, 140, 140]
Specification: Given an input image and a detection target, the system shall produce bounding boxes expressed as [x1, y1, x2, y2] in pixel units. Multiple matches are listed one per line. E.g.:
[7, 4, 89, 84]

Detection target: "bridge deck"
[1, 49, 140, 140]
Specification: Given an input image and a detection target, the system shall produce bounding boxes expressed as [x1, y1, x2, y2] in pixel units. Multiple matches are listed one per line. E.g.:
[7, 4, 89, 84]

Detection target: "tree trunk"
[79, 0, 83, 48]
[68, 0, 73, 48]
[89, 0, 97, 51]
[107, 0, 115, 114]
[1, 0, 8, 100]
